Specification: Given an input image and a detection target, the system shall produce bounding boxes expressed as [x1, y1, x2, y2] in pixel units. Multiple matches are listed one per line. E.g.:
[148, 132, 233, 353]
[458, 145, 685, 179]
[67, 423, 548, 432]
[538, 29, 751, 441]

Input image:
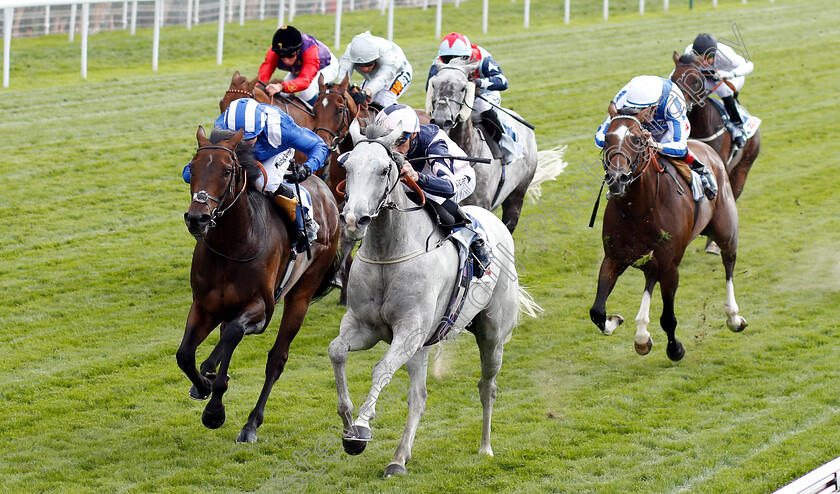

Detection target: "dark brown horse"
[670, 52, 760, 201]
[178, 126, 340, 442]
[589, 113, 748, 361]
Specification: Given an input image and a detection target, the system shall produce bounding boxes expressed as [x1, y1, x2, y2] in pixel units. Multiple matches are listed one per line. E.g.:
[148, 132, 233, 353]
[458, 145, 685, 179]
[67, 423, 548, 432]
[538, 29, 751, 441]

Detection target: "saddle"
[405, 190, 469, 233]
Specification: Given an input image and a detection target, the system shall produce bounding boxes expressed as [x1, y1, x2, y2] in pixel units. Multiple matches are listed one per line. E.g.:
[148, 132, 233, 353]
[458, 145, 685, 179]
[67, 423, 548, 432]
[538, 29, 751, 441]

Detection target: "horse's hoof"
[384, 463, 407, 477]
[635, 338, 653, 355]
[728, 316, 748, 333]
[236, 428, 258, 443]
[342, 425, 371, 455]
[602, 315, 624, 336]
[705, 241, 721, 255]
[189, 385, 210, 401]
[202, 406, 226, 429]
[666, 341, 686, 362]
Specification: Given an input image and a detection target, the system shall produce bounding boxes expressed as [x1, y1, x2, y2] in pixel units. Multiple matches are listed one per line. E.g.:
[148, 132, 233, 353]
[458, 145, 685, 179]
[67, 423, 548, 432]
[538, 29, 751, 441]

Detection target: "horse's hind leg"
[473, 316, 511, 457]
[659, 267, 685, 361]
[721, 250, 747, 332]
[385, 346, 431, 478]
[708, 196, 747, 332]
[500, 185, 527, 233]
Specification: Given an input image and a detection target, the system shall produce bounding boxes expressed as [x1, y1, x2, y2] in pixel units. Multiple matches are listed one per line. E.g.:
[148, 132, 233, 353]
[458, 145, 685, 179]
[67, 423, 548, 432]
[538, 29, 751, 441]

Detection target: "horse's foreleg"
[198, 322, 227, 377]
[337, 235, 357, 306]
[386, 346, 430, 477]
[237, 294, 308, 443]
[203, 300, 267, 431]
[176, 304, 220, 400]
[473, 325, 506, 458]
[634, 275, 658, 356]
[658, 268, 685, 362]
[591, 257, 627, 335]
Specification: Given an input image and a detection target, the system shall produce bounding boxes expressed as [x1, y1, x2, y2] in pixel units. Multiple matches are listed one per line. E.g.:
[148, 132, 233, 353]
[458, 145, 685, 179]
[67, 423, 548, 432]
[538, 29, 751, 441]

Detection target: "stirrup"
[470, 238, 492, 279]
[304, 213, 320, 244]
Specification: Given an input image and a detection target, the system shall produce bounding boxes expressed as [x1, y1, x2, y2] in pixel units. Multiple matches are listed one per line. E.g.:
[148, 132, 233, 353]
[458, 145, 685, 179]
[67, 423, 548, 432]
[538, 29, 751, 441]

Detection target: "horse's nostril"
[619, 174, 631, 184]
[357, 216, 371, 227]
[339, 213, 346, 224]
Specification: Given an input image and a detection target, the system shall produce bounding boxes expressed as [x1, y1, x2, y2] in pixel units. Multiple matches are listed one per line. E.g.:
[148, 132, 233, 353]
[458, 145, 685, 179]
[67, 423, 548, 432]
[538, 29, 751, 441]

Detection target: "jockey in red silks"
[258, 25, 339, 107]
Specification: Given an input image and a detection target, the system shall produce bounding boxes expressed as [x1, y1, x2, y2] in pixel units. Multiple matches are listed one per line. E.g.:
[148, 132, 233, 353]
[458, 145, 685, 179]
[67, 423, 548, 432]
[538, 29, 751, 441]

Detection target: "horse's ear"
[234, 70, 241, 78]
[433, 58, 445, 71]
[672, 51, 680, 66]
[339, 73, 350, 92]
[385, 124, 403, 146]
[318, 73, 326, 91]
[230, 128, 245, 148]
[608, 101, 618, 118]
[348, 119, 363, 145]
[197, 126, 210, 146]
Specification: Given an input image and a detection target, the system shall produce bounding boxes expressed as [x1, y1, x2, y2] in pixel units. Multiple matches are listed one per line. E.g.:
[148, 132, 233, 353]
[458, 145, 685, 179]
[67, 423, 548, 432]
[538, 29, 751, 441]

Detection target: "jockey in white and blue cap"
[595, 75, 717, 199]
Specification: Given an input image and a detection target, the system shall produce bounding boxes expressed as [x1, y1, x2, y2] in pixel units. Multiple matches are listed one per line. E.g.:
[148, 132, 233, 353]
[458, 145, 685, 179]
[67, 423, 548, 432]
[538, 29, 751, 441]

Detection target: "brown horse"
[589, 113, 748, 361]
[670, 52, 760, 201]
[178, 126, 340, 442]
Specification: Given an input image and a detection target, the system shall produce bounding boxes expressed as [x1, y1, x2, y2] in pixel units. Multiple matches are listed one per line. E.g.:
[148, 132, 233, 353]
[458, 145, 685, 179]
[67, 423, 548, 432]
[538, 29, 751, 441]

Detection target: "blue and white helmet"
[614, 75, 664, 110]
[375, 104, 420, 134]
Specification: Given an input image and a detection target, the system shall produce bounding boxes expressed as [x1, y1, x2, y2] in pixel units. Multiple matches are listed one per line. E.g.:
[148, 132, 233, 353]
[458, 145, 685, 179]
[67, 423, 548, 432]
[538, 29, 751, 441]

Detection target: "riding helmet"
[438, 32, 472, 58]
[692, 33, 718, 58]
[272, 25, 302, 56]
[375, 104, 420, 134]
[348, 32, 380, 64]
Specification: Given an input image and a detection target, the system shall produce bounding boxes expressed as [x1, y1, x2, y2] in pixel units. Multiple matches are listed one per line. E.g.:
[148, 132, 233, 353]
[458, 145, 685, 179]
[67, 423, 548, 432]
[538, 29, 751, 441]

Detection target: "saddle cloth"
[666, 158, 708, 202]
[708, 98, 762, 139]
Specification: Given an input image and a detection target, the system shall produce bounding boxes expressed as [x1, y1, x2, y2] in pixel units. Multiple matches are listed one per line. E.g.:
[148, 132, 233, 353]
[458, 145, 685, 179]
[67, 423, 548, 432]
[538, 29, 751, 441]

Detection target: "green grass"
[2, 0, 839, 492]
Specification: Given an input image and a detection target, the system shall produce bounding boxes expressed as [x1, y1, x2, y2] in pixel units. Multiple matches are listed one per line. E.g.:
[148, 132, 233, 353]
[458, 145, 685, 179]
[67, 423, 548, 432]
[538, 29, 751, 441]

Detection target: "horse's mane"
[362, 120, 391, 140]
[678, 52, 698, 65]
[209, 128, 262, 189]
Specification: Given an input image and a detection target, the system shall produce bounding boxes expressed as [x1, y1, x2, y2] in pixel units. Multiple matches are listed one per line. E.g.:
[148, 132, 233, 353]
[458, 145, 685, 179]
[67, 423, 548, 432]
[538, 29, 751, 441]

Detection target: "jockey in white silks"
[427, 32, 522, 166]
[372, 104, 493, 278]
[337, 31, 413, 109]
[594, 75, 718, 200]
[184, 98, 328, 249]
[683, 33, 755, 148]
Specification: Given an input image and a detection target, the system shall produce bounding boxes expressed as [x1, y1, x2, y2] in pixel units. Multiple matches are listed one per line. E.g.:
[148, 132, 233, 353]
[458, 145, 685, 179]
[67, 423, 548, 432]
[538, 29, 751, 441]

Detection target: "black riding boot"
[265, 184, 303, 246]
[687, 156, 718, 200]
[721, 95, 746, 149]
[480, 109, 504, 144]
[470, 237, 492, 279]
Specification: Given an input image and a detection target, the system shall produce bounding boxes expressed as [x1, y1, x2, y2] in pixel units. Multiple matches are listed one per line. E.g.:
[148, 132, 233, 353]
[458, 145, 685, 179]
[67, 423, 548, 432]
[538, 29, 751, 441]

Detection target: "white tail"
[526, 145, 568, 203]
[518, 285, 543, 320]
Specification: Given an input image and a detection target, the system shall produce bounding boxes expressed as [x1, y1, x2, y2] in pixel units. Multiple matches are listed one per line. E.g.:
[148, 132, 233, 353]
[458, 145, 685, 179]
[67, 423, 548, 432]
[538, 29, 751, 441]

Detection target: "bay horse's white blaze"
[329, 122, 540, 476]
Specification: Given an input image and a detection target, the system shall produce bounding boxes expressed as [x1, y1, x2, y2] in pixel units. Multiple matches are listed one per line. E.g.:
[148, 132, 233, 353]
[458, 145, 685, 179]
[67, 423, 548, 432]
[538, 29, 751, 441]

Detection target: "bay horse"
[329, 121, 541, 477]
[589, 113, 748, 361]
[427, 58, 566, 232]
[178, 126, 340, 442]
[670, 52, 760, 201]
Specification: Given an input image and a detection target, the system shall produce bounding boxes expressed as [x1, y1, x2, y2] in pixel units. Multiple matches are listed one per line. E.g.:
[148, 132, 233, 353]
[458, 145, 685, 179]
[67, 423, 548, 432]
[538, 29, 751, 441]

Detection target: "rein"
[313, 88, 360, 154]
[675, 64, 732, 142]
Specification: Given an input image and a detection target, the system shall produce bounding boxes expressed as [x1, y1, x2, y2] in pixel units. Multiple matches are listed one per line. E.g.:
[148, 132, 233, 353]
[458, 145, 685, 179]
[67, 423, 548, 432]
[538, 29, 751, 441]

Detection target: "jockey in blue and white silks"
[427, 32, 522, 166]
[183, 97, 329, 247]
[684, 33, 754, 148]
[595, 75, 717, 200]
[375, 104, 491, 277]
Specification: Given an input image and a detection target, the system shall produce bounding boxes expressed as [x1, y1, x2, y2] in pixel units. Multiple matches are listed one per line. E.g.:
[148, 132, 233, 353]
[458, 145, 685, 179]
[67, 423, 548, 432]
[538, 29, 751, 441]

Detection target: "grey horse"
[328, 121, 541, 477]
[426, 57, 567, 232]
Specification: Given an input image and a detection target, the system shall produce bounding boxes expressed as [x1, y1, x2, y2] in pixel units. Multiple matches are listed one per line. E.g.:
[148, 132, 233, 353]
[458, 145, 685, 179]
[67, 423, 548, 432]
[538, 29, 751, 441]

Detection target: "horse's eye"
[380, 168, 388, 176]
[223, 168, 232, 177]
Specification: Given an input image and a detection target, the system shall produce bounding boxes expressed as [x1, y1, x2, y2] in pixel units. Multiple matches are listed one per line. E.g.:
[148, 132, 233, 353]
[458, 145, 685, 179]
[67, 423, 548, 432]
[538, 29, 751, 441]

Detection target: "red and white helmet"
[375, 104, 420, 134]
[438, 32, 472, 58]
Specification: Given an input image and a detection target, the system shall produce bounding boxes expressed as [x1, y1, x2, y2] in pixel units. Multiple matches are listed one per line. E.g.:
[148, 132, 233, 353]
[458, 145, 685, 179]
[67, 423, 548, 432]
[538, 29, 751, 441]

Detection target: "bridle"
[430, 66, 473, 127]
[189, 144, 248, 228]
[313, 87, 360, 155]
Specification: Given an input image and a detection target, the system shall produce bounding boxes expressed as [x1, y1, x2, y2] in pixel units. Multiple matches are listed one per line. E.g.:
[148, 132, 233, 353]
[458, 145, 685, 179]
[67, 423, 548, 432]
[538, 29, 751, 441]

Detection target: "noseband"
[190, 144, 248, 228]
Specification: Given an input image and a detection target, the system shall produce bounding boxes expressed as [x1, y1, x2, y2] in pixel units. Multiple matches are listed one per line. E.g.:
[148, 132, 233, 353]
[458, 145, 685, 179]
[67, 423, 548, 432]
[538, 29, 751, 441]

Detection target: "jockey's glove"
[351, 90, 367, 105]
[715, 70, 735, 80]
[284, 162, 312, 183]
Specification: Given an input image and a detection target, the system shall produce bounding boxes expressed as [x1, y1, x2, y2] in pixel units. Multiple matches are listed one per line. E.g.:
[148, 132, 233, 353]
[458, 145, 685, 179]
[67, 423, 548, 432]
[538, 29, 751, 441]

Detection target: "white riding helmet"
[348, 32, 380, 64]
[615, 75, 665, 110]
[438, 32, 472, 58]
[375, 104, 420, 134]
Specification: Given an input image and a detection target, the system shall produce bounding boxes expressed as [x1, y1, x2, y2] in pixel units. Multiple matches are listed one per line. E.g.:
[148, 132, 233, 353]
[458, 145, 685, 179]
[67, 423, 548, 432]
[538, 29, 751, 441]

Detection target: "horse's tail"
[311, 249, 343, 302]
[526, 145, 568, 203]
[517, 285, 543, 321]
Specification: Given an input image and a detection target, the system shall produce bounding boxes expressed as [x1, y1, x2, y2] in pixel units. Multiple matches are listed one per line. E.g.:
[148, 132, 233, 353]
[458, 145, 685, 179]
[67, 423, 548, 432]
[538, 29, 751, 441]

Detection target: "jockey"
[337, 31, 413, 109]
[595, 75, 717, 200]
[426, 33, 518, 165]
[685, 33, 754, 149]
[257, 25, 339, 108]
[183, 98, 328, 249]
[375, 104, 492, 277]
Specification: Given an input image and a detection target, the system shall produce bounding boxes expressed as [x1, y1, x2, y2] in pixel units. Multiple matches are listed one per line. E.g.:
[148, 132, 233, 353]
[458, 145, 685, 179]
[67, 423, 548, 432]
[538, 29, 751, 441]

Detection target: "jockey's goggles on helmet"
[394, 132, 412, 147]
[440, 55, 468, 64]
[358, 60, 376, 68]
[273, 45, 300, 57]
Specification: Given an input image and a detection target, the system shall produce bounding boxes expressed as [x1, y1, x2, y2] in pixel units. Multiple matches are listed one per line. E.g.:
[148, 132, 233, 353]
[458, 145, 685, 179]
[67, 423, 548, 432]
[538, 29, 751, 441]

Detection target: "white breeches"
[284, 53, 340, 103]
[255, 148, 295, 192]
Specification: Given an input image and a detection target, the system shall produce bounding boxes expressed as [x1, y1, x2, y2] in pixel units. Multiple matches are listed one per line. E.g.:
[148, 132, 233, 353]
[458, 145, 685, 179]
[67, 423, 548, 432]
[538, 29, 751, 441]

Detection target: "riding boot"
[479, 109, 504, 144]
[265, 184, 303, 247]
[721, 95, 746, 149]
[686, 155, 718, 200]
[470, 237, 492, 279]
